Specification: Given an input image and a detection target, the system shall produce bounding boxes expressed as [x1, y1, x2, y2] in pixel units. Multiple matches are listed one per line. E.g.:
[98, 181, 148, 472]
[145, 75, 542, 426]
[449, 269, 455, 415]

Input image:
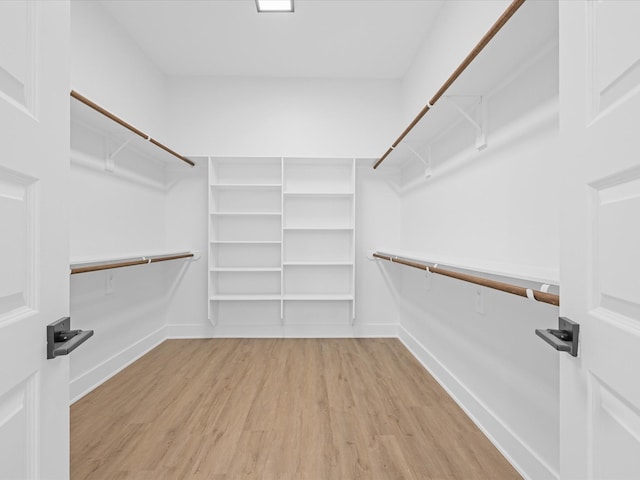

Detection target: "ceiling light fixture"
[255, 0, 294, 13]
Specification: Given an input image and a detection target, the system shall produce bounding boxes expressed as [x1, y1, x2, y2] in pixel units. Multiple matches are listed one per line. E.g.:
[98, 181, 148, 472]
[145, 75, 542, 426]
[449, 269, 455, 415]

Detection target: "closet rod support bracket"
[402, 143, 432, 179]
[105, 136, 135, 171]
[442, 95, 487, 151]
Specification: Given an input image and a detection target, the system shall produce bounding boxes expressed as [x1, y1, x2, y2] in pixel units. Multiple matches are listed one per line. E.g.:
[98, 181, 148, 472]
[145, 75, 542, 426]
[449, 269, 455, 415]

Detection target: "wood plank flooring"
[71, 338, 521, 479]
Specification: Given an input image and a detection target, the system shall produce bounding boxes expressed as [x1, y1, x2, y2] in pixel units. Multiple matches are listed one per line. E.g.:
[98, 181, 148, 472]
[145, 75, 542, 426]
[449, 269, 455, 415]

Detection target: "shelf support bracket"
[105, 136, 134, 171]
[395, 143, 432, 179]
[443, 95, 487, 151]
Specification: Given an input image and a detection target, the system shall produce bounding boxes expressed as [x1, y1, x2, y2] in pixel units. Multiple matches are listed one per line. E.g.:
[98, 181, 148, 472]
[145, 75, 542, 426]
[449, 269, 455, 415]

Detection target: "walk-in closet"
[1, 0, 639, 479]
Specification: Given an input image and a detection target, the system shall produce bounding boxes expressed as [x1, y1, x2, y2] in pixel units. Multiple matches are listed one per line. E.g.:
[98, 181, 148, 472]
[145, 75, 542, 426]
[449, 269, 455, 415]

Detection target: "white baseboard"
[398, 326, 558, 480]
[210, 323, 398, 338]
[166, 323, 216, 338]
[70, 326, 166, 404]
[352, 323, 398, 337]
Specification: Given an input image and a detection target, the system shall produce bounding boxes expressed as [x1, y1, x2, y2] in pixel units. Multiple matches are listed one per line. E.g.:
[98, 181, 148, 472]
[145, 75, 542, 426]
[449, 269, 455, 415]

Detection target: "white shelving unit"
[209, 157, 356, 332]
[208, 157, 283, 327]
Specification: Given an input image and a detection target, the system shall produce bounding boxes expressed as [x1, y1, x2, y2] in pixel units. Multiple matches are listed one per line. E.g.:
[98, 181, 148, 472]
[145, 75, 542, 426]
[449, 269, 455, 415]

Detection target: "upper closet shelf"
[374, 0, 556, 170]
[372, 251, 559, 307]
[283, 192, 353, 198]
[70, 90, 194, 167]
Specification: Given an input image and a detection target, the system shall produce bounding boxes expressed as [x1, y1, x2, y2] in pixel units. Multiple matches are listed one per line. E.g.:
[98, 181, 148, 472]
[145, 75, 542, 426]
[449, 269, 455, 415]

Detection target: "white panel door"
[560, 1, 640, 478]
[0, 1, 70, 479]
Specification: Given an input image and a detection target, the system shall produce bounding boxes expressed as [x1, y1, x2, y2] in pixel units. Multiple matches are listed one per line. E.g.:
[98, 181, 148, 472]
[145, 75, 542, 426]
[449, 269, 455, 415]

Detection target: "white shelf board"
[283, 157, 353, 166]
[283, 192, 353, 198]
[375, 249, 559, 286]
[210, 267, 281, 272]
[283, 294, 354, 301]
[283, 262, 353, 267]
[210, 294, 281, 301]
[283, 226, 353, 231]
[210, 212, 282, 216]
[210, 240, 282, 245]
[212, 157, 282, 164]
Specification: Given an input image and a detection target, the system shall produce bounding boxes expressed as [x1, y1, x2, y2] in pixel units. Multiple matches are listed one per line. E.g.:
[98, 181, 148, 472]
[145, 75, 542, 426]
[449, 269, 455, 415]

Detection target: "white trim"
[166, 323, 216, 339]
[69, 326, 166, 404]
[398, 325, 558, 480]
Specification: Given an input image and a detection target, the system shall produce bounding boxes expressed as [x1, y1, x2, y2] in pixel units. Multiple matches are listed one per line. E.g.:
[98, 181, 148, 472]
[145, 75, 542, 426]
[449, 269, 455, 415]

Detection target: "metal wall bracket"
[104, 136, 134, 171]
[392, 143, 432, 179]
[535, 317, 579, 357]
[47, 317, 94, 359]
[442, 95, 487, 150]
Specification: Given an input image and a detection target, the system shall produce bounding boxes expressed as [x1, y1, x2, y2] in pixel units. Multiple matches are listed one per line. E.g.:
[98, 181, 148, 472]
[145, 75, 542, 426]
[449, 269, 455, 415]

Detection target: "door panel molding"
[0, 373, 38, 480]
[588, 372, 640, 479]
[588, 1, 640, 121]
[0, 165, 37, 326]
[0, 0, 37, 118]
[589, 166, 640, 322]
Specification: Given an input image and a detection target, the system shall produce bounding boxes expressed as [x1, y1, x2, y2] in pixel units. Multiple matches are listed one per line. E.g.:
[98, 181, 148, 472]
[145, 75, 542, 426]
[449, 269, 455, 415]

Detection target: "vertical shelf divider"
[207, 156, 215, 327]
[351, 157, 357, 324]
[279, 160, 284, 324]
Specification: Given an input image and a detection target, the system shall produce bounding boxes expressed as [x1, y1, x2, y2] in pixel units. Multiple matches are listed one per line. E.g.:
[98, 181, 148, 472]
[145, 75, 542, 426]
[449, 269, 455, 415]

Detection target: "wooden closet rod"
[70, 90, 195, 167]
[373, 252, 559, 306]
[373, 0, 526, 170]
[70, 253, 194, 275]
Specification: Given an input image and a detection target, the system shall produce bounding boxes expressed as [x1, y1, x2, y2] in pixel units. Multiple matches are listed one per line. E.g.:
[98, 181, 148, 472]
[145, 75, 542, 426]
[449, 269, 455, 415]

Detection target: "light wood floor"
[71, 338, 521, 479]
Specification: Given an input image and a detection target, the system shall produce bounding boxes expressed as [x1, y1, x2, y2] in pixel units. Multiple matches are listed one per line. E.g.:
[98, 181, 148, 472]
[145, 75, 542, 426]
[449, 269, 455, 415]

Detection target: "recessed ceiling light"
[256, 0, 294, 13]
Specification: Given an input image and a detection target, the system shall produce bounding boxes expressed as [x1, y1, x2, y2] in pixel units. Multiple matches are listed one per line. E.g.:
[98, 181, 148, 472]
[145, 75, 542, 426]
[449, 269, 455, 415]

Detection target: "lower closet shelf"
[210, 294, 281, 301]
[70, 252, 194, 274]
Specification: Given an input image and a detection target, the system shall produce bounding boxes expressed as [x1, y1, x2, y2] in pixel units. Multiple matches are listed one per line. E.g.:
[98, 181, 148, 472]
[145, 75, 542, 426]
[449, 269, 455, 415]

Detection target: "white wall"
[164, 158, 211, 338]
[71, 0, 169, 139]
[166, 76, 402, 158]
[401, 0, 510, 121]
[390, 1, 561, 479]
[355, 161, 401, 334]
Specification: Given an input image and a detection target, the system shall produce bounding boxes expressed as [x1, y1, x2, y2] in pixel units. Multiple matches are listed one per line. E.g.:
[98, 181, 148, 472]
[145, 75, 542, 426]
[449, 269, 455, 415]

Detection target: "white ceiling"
[99, 0, 444, 79]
